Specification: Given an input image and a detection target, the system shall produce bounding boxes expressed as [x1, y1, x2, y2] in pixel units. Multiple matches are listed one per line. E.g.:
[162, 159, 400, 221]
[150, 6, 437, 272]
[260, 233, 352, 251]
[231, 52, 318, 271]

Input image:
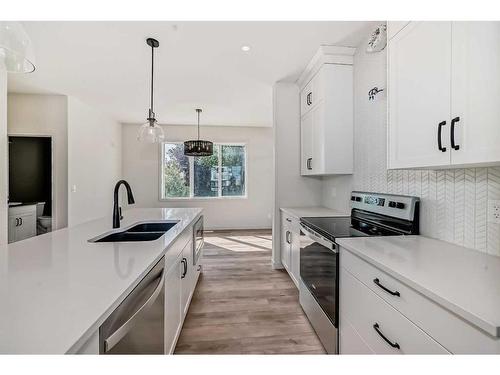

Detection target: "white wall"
[272, 82, 322, 268]
[0, 70, 7, 245]
[7, 94, 68, 230]
[321, 35, 500, 257]
[67, 97, 122, 226]
[122, 123, 273, 230]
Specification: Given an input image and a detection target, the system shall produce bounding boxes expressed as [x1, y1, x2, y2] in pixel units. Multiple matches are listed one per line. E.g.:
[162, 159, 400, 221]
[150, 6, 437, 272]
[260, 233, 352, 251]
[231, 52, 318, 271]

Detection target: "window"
[161, 142, 246, 199]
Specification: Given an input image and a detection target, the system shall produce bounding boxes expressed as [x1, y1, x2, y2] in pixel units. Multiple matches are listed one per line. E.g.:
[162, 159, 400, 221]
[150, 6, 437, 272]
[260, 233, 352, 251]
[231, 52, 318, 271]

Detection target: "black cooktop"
[300, 216, 368, 242]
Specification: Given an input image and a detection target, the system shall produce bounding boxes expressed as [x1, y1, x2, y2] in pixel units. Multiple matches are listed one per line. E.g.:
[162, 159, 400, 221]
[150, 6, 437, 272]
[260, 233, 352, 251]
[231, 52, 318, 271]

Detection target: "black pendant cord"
[146, 38, 159, 124]
[197, 109, 200, 140]
[150, 43, 154, 116]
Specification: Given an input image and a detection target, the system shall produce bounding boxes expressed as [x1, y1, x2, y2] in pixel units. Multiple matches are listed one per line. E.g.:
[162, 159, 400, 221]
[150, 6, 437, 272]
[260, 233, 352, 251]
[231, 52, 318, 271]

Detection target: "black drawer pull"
[451, 116, 460, 150]
[306, 158, 313, 170]
[437, 121, 447, 152]
[373, 323, 400, 349]
[181, 258, 188, 279]
[373, 278, 400, 296]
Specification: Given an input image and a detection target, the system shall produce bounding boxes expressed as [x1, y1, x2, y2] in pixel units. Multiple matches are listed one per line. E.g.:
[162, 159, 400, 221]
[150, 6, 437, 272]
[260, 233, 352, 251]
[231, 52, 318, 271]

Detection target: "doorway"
[8, 136, 53, 243]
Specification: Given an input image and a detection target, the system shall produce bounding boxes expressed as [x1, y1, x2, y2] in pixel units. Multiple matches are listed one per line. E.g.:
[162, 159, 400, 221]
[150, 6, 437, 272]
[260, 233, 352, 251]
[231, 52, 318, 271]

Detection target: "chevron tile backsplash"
[355, 168, 500, 256]
[321, 38, 500, 257]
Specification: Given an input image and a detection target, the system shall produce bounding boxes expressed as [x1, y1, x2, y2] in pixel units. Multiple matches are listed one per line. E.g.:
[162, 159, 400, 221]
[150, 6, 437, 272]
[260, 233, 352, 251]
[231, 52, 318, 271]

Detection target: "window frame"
[159, 141, 248, 201]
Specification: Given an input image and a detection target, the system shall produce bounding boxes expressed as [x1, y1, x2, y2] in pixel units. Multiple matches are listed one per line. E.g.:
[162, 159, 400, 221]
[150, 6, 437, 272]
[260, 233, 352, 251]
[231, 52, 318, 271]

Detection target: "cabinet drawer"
[341, 267, 449, 354]
[341, 249, 500, 353]
[340, 315, 374, 354]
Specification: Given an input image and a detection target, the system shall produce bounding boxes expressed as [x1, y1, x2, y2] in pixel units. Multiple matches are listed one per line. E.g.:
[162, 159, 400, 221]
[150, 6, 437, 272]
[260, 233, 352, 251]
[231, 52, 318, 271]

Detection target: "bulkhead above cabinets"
[297, 46, 355, 176]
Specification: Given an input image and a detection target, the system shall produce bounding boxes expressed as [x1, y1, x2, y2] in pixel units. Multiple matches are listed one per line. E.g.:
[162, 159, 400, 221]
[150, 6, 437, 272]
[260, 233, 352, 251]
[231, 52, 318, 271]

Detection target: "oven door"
[299, 223, 338, 328]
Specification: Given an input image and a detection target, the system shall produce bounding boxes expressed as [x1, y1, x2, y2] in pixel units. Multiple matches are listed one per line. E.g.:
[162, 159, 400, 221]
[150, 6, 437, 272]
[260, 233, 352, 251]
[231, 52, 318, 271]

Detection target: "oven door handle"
[300, 223, 337, 253]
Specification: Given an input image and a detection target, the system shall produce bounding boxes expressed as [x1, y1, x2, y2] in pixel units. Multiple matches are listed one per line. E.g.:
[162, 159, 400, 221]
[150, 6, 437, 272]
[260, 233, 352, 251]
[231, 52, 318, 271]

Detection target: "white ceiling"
[8, 21, 377, 127]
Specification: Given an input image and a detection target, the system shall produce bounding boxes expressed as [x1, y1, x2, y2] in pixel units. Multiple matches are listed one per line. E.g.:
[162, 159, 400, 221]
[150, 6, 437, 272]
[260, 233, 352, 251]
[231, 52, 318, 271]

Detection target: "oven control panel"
[350, 191, 419, 221]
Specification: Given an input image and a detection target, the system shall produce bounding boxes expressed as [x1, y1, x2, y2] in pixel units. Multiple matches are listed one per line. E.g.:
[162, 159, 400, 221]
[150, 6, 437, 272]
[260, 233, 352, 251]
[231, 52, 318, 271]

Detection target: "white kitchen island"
[0, 208, 202, 354]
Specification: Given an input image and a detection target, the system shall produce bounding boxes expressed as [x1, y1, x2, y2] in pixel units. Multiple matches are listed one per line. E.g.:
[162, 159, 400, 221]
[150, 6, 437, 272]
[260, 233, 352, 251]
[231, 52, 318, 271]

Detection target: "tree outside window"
[161, 142, 246, 199]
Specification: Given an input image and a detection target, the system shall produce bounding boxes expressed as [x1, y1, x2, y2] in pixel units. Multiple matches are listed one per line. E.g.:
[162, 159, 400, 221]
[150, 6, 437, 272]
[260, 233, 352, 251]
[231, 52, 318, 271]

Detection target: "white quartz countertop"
[0, 207, 202, 354]
[280, 206, 349, 218]
[337, 235, 500, 337]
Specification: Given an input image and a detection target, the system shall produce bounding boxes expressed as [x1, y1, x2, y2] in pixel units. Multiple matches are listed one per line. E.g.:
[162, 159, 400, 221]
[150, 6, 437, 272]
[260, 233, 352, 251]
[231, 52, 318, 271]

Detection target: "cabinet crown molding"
[296, 45, 356, 89]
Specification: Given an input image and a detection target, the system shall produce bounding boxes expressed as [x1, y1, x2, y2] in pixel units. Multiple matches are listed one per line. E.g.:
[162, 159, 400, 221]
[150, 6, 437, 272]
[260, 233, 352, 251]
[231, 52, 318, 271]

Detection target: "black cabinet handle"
[306, 92, 313, 106]
[19, 217, 23, 226]
[15, 218, 19, 227]
[451, 116, 460, 150]
[307, 158, 313, 170]
[181, 258, 187, 279]
[286, 231, 291, 244]
[373, 278, 400, 296]
[373, 323, 400, 349]
[437, 121, 447, 152]
[286, 218, 292, 223]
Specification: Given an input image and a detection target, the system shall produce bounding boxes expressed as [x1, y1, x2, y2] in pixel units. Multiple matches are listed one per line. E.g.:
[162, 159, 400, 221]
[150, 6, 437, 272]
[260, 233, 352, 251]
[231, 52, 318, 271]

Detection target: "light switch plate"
[488, 199, 500, 224]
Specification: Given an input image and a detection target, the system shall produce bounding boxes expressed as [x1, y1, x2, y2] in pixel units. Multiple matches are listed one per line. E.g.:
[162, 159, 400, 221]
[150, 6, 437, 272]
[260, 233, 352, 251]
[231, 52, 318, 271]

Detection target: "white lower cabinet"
[280, 214, 292, 272]
[164, 227, 203, 354]
[339, 316, 374, 355]
[280, 211, 300, 288]
[340, 267, 449, 354]
[340, 248, 500, 354]
[164, 252, 183, 354]
[8, 205, 37, 243]
[180, 240, 194, 316]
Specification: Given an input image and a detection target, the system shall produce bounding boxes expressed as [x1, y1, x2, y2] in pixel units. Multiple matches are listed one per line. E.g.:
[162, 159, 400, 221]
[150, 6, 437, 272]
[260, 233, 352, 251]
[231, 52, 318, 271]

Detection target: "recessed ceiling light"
[241, 45, 251, 52]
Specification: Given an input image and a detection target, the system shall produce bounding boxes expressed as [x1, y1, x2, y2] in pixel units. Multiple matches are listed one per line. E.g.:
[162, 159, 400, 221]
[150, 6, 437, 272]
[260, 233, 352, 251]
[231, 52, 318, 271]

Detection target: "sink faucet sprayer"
[113, 180, 135, 228]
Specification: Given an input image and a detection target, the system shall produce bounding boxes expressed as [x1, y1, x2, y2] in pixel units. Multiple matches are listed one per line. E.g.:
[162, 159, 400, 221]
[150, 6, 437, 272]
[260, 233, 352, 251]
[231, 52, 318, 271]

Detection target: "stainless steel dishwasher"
[99, 257, 165, 354]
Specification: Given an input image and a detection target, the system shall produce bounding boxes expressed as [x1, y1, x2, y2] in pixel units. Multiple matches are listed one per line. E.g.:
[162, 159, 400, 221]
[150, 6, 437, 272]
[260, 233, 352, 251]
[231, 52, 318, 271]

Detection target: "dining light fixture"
[137, 38, 165, 143]
[184, 109, 213, 156]
[0, 21, 36, 73]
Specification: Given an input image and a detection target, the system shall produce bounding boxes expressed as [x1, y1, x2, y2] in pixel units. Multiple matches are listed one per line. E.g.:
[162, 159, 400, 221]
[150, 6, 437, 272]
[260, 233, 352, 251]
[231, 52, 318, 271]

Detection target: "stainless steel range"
[298, 191, 420, 354]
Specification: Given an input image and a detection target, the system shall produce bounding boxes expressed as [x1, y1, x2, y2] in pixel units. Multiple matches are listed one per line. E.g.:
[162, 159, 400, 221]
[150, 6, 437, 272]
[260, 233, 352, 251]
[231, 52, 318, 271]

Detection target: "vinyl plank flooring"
[174, 229, 325, 354]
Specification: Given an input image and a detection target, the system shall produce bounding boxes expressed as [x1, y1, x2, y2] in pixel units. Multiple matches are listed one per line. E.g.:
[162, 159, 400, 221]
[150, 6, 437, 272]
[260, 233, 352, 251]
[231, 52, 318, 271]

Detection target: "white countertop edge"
[67, 211, 202, 353]
[337, 237, 500, 338]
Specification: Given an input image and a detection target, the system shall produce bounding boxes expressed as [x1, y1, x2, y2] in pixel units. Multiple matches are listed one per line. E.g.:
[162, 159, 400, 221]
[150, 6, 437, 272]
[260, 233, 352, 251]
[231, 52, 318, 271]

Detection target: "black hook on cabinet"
[368, 87, 384, 100]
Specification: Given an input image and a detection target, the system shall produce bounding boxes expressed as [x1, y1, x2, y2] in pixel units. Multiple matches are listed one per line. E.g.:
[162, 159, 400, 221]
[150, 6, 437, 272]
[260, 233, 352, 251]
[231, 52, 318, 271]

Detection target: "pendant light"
[184, 109, 213, 156]
[0, 21, 36, 73]
[137, 38, 165, 143]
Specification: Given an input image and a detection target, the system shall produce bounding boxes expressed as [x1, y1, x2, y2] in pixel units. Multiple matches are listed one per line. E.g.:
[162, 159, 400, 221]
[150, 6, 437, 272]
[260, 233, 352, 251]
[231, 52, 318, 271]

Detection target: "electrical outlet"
[488, 200, 500, 224]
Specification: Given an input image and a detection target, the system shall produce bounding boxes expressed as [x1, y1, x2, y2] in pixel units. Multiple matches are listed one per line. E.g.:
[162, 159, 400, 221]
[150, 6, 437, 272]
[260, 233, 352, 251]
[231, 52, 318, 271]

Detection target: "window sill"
[159, 195, 248, 202]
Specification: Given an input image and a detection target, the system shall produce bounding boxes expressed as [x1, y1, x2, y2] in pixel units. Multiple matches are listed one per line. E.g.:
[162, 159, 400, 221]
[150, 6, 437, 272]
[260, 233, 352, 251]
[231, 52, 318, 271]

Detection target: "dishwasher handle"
[103, 268, 165, 352]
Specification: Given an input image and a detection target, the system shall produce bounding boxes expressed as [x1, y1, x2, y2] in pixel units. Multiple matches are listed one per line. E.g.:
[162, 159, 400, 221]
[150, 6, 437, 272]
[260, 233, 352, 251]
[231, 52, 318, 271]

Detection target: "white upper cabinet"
[451, 22, 500, 166]
[388, 21, 500, 169]
[298, 46, 355, 176]
[300, 110, 314, 175]
[388, 22, 452, 169]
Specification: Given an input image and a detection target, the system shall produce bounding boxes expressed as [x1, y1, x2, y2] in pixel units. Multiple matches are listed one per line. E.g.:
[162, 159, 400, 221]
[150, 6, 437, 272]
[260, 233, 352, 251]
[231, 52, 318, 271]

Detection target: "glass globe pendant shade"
[0, 21, 36, 73]
[137, 119, 165, 143]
